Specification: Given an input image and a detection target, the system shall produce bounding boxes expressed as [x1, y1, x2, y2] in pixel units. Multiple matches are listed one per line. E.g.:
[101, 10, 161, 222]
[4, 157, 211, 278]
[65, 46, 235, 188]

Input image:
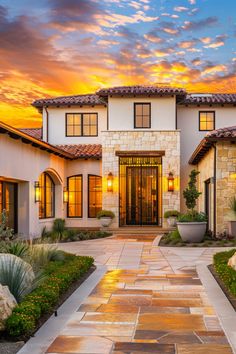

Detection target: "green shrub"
[3, 241, 29, 258]
[0, 209, 15, 241]
[178, 211, 207, 222]
[164, 210, 180, 218]
[6, 254, 94, 337]
[213, 249, 236, 296]
[96, 210, 115, 219]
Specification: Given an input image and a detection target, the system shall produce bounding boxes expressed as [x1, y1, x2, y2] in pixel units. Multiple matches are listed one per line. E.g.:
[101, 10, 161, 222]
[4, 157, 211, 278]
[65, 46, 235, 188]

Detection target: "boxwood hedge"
[213, 249, 236, 297]
[6, 253, 93, 337]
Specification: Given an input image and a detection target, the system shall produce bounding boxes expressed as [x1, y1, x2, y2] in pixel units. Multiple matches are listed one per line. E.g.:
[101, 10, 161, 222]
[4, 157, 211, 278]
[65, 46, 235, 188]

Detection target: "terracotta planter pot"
[167, 216, 177, 227]
[100, 217, 112, 228]
[177, 222, 207, 243]
[228, 221, 236, 237]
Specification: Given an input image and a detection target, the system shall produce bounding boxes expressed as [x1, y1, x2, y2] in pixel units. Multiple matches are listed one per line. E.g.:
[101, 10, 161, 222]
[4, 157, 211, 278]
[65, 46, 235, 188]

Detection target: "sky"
[0, 0, 236, 128]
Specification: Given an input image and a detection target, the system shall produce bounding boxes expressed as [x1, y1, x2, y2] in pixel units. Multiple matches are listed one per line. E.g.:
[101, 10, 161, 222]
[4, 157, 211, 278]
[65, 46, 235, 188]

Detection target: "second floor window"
[134, 103, 151, 128]
[66, 113, 98, 136]
[199, 111, 215, 131]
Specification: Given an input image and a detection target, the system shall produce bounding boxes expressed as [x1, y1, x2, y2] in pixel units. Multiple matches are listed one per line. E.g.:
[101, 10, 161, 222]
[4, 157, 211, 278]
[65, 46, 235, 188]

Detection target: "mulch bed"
[0, 265, 96, 351]
[208, 264, 236, 311]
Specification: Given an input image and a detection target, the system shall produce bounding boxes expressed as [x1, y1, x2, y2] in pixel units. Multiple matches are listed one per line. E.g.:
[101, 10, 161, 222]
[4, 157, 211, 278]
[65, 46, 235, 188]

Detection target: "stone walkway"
[45, 235, 234, 353]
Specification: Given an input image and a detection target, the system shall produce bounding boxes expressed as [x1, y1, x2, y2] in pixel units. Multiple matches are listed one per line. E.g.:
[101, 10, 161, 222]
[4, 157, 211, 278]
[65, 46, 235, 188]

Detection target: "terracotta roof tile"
[32, 94, 105, 109]
[189, 126, 236, 165]
[97, 85, 186, 96]
[56, 144, 102, 159]
[20, 128, 42, 140]
[206, 126, 236, 139]
[180, 94, 236, 105]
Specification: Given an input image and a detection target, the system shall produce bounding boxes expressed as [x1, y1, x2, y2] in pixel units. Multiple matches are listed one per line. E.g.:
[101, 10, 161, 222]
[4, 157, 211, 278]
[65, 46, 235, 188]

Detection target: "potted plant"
[177, 170, 207, 243]
[229, 197, 236, 237]
[97, 210, 115, 228]
[164, 210, 180, 227]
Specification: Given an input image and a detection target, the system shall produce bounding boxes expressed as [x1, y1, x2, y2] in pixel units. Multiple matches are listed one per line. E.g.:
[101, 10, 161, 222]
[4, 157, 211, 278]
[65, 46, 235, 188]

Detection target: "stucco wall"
[108, 96, 176, 131]
[44, 105, 107, 145]
[101, 130, 180, 228]
[177, 105, 236, 210]
[0, 134, 66, 237]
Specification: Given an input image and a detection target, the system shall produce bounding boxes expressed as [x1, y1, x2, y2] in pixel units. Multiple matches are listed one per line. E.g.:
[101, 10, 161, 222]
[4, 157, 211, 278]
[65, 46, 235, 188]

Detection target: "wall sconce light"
[107, 172, 114, 192]
[167, 172, 174, 192]
[34, 181, 40, 202]
[63, 187, 69, 203]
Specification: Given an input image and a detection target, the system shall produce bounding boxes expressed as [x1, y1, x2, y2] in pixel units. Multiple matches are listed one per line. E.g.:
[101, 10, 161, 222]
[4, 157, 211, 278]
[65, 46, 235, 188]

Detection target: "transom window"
[39, 172, 55, 219]
[199, 111, 215, 131]
[68, 175, 82, 217]
[66, 113, 98, 136]
[134, 103, 151, 128]
[88, 175, 102, 218]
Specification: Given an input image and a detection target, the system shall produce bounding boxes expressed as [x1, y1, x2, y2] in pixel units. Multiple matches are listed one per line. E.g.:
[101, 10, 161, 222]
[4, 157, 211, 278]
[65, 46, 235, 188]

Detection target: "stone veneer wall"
[216, 142, 236, 234]
[101, 130, 180, 228]
[197, 148, 214, 231]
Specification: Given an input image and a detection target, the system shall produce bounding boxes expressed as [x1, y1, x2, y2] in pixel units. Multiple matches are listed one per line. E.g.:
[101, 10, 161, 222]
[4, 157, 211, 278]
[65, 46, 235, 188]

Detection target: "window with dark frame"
[39, 172, 55, 219]
[199, 111, 215, 131]
[66, 113, 98, 136]
[134, 103, 151, 128]
[88, 175, 102, 218]
[67, 175, 83, 218]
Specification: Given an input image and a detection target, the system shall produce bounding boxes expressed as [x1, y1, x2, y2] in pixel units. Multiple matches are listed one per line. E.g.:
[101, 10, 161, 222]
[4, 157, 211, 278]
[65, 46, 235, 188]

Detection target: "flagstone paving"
[46, 235, 234, 353]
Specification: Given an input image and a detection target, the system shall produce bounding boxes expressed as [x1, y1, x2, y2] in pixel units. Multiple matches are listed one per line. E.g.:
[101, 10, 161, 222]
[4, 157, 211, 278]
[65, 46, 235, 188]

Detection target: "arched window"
[39, 172, 55, 219]
[88, 175, 102, 218]
[67, 175, 83, 218]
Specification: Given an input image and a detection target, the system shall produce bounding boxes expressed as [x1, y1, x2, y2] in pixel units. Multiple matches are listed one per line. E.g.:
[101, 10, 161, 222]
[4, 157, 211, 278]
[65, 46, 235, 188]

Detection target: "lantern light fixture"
[34, 181, 40, 202]
[63, 187, 69, 203]
[107, 172, 114, 192]
[167, 172, 174, 192]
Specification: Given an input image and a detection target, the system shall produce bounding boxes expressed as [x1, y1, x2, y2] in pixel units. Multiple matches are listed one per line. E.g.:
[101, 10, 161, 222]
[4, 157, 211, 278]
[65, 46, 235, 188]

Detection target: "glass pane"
[73, 114, 81, 125]
[200, 121, 207, 130]
[83, 114, 90, 125]
[135, 116, 143, 127]
[142, 104, 150, 115]
[67, 125, 74, 136]
[68, 176, 82, 217]
[143, 115, 150, 128]
[67, 114, 74, 125]
[83, 125, 90, 136]
[90, 114, 97, 124]
[90, 126, 97, 136]
[135, 104, 142, 115]
[74, 126, 81, 136]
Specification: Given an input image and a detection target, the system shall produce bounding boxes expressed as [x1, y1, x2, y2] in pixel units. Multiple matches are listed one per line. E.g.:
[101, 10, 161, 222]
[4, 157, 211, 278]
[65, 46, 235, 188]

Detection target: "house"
[0, 85, 235, 237]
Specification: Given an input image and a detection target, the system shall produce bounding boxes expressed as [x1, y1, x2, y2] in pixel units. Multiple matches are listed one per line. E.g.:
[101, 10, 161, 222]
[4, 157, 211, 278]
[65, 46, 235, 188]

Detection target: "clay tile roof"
[97, 85, 186, 96]
[206, 126, 236, 139]
[189, 126, 236, 165]
[180, 94, 236, 105]
[55, 144, 102, 159]
[20, 128, 42, 140]
[32, 94, 106, 109]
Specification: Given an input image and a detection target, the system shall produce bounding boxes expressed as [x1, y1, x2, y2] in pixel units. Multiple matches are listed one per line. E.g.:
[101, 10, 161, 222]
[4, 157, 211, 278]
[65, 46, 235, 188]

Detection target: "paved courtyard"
[31, 235, 236, 353]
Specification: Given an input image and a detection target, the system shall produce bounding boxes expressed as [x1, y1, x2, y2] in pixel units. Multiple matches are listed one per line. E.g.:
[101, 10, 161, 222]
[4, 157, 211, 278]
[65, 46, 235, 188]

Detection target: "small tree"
[183, 170, 201, 214]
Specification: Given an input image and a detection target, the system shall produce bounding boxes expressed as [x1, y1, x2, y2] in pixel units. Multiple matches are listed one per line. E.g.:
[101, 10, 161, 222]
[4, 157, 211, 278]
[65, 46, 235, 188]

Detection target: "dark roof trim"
[0, 121, 74, 160]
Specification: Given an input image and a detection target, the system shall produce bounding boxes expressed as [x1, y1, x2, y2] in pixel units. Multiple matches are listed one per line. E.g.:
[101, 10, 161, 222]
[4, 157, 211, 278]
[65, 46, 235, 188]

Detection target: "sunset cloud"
[0, 1, 235, 128]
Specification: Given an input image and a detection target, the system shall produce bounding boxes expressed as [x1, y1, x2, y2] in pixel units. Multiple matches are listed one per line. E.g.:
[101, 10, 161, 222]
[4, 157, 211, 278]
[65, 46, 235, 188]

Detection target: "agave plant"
[3, 241, 30, 259]
[0, 254, 45, 302]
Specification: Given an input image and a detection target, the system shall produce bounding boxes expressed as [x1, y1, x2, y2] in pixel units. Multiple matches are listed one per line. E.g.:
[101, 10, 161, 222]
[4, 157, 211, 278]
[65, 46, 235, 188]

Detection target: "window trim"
[39, 172, 55, 220]
[88, 174, 102, 218]
[134, 103, 151, 129]
[65, 113, 98, 137]
[67, 174, 83, 218]
[199, 111, 215, 131]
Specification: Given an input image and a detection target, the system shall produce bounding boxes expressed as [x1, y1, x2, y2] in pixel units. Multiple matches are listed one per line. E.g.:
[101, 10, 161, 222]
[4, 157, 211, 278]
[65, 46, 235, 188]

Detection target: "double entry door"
[126, 166, 159, 225]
